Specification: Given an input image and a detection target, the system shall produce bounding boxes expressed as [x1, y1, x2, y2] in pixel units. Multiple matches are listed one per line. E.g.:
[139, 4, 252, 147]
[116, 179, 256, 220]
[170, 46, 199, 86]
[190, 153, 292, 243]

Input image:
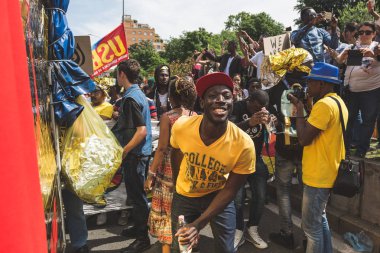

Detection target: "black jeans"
[123, 154, 150, 238]
[235, 156, 269, 230]
[171, 191, 236, 253]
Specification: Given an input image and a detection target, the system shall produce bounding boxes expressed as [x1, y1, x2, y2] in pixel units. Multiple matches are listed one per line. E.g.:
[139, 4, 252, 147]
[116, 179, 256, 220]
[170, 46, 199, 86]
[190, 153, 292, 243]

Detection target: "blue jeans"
[275, 154, 302, 234]
[123, 154, 150, 238]
[171, 191, 236, 253]
[302, 185, 332, 253]
[235, 157, 268, 230]
[62, 189, 88, 250]
[346, 88, 380, 154]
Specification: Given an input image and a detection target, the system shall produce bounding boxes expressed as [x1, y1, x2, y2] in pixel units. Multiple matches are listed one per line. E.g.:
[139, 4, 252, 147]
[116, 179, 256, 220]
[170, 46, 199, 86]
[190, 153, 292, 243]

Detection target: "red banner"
[92, 23, 129, 76]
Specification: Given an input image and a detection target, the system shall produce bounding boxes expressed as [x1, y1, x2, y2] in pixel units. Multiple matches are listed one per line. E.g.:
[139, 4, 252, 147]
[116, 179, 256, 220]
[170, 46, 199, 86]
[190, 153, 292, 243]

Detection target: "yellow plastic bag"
[62, 95, 123, 205]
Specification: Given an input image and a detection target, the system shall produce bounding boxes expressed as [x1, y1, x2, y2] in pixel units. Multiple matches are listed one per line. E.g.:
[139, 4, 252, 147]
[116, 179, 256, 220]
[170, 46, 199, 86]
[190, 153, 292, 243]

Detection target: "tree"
[225, 12, 284, 40]
[128, 40, 167, 75]
[294, 0, 362, 15]
[163, 28, 212, 62]
[208, 30, 237, 55]
[338, 2, 375, 29]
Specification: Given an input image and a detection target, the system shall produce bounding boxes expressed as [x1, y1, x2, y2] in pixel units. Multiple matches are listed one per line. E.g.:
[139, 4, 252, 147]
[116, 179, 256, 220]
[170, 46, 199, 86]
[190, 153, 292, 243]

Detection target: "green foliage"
[128, 40, 167, 75]
[225, 12, 284, 40]
[208, 30, 237, 55]
[294, 0, 362, 15]
[163, 28, 212, 62]
[338, 2, 374, 29]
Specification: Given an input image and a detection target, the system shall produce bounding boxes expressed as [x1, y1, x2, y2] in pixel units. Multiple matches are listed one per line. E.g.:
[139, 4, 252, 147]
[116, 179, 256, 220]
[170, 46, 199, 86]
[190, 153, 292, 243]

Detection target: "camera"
[287, 84, 307, 102]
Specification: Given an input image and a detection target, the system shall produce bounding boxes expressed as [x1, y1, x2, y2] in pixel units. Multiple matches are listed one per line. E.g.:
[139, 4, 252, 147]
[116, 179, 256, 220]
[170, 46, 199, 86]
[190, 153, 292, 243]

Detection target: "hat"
[195, 72, 234, 97]
[304, 62, 342, 84]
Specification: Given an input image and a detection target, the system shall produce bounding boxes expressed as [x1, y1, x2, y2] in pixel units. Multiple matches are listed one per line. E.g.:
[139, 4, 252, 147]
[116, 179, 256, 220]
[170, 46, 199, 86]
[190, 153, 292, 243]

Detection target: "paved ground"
[66, 202, 305, 253]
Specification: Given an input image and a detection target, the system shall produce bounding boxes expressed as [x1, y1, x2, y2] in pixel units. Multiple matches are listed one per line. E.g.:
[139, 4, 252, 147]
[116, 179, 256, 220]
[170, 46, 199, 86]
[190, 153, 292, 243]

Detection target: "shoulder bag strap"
[328, 96, 349, 159]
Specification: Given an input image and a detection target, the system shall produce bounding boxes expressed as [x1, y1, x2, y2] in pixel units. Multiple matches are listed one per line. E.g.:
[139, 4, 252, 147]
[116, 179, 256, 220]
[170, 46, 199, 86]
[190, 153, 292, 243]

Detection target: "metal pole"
[122, 0, 124, 23]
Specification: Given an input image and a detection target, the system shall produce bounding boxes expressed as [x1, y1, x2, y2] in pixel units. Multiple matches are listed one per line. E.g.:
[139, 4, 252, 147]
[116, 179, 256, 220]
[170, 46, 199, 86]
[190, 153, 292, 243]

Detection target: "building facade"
[123, 15, 165, 52]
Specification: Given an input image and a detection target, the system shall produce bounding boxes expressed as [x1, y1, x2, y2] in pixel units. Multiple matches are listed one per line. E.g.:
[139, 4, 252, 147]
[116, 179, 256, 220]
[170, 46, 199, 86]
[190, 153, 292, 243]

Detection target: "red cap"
[195, 72, 234, 97]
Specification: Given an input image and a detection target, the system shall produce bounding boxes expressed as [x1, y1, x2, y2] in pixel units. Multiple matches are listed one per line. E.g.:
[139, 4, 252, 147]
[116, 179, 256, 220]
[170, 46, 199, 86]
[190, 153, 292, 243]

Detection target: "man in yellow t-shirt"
[170, 72, 255, 253]
[91, 85, 113, 120]
[288, 62, 348, 253]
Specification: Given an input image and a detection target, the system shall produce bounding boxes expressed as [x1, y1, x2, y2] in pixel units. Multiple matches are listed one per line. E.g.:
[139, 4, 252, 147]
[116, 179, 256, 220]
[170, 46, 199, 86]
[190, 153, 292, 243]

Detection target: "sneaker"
[246, 226, 268, 249]
[96, 213, 107, 226]
[234, 229, 245, 251]
[118, 210, 129, 226]
[269, 230, 294, 249]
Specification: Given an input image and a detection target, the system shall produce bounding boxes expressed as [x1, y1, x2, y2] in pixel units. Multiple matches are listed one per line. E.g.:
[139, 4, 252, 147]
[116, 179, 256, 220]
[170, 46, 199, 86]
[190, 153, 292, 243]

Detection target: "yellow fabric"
[302, 93, 348, 188]
[93, 102, 114, 119]
[170, 115, 256, 197]
[269, 48, 311, 77]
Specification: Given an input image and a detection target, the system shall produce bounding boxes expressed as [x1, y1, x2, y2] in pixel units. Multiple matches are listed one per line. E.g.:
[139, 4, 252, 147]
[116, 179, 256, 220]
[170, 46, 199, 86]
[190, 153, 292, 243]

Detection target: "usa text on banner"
[92, 24, 129, 76]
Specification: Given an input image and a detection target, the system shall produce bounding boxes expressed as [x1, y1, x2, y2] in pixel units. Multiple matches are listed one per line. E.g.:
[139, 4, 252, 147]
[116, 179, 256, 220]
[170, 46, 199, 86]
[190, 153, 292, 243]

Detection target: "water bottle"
[178, 215, 192, 253]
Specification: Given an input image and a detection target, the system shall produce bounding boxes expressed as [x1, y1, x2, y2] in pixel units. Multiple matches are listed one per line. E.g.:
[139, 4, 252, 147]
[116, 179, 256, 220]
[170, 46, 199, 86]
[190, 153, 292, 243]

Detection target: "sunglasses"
[358, 30, 374, 35]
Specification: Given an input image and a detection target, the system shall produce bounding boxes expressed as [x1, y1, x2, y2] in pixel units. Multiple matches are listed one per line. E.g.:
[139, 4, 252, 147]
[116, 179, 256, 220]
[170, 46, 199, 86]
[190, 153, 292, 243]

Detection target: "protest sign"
[92, 24, 129, 76]
[263, 33, 291, 56]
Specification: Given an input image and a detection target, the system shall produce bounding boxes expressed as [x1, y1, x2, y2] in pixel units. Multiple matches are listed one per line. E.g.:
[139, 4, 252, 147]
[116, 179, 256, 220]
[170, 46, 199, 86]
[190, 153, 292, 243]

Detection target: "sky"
[67, 0, 299, 44]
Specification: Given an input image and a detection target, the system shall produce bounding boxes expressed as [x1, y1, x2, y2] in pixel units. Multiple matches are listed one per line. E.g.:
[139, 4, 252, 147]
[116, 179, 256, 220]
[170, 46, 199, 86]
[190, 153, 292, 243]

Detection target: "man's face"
[116, 69, 125, 86]
[306, 79, 321, 98]
[201, 85, 233, 124]
[158, 69, 169, 87]
[91, 90, 105, 105]
[248, 82, 261, 96]
[302, 8, 317, 24]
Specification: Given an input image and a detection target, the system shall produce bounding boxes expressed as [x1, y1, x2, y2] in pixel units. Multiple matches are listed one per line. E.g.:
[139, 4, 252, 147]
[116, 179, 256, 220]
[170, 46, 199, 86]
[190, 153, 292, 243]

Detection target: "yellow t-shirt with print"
[302, 93, 348, 188]
[93, 101, 114, 119]
[170, 115, 256, 197]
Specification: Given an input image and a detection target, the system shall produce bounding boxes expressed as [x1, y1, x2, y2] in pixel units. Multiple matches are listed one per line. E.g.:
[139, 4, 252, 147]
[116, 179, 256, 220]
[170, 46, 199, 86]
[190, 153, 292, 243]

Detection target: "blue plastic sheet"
[48, 0, 95, 127]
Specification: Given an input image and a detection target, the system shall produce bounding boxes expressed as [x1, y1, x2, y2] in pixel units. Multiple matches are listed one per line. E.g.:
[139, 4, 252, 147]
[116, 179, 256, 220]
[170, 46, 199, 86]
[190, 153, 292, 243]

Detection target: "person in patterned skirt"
[144, 76, 197, 253]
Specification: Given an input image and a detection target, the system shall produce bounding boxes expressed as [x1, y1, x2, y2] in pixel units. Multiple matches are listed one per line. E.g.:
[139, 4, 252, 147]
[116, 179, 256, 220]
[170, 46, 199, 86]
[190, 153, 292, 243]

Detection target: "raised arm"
[144, 114, 170, 191]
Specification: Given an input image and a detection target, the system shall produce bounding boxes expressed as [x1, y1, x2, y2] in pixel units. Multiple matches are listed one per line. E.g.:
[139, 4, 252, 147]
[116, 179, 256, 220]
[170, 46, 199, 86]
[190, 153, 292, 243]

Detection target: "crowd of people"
[63, 2, 380, 253]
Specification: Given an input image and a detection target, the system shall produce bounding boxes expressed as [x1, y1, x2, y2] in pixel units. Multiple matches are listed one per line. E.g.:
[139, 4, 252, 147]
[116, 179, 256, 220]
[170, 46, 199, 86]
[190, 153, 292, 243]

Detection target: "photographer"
[289, 62, 348, 253]
[335, 22, 380, 158]
[291, 7, 339, 62]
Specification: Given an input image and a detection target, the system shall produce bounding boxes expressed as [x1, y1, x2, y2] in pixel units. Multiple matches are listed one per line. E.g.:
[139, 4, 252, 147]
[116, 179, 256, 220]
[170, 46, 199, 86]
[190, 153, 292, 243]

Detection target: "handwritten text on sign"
[263, 33, 291, 56]
[91, 24, 129, 77]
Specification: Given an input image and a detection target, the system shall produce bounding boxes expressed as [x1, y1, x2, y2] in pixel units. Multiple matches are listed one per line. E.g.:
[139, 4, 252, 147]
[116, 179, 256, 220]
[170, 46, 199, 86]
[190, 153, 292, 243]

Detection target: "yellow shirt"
[93, 102, 114, 119]
[302, 93, 348, 188]
[170, 115, 255, 197]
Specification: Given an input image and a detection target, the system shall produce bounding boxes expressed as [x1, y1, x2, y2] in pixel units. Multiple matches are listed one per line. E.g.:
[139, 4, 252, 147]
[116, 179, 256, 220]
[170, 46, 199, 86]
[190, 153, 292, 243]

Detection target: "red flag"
[0, 1, 47, 252]
[92, 23, 129, 76]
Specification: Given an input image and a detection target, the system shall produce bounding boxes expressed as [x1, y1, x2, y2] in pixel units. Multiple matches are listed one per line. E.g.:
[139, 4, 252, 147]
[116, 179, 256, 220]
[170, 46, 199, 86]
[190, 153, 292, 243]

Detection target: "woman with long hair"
[144, 76, 197, 253]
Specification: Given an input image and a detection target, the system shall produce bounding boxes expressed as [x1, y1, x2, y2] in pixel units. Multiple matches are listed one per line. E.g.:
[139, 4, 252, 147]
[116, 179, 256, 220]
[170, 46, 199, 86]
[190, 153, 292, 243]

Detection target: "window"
[150, 32, 153, 36]
[144, 32, 147, 36]
[138, 38, 142, 42]
[132, 31, 136, 35]
[132, 38, 136, 41]
[138, 31, 142, 35]
[157, 45, 161, 49]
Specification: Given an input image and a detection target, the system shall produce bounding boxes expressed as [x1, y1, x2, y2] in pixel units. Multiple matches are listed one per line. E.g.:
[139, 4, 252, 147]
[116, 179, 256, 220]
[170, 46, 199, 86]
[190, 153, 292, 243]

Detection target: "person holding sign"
[291, 7, 339, 62]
